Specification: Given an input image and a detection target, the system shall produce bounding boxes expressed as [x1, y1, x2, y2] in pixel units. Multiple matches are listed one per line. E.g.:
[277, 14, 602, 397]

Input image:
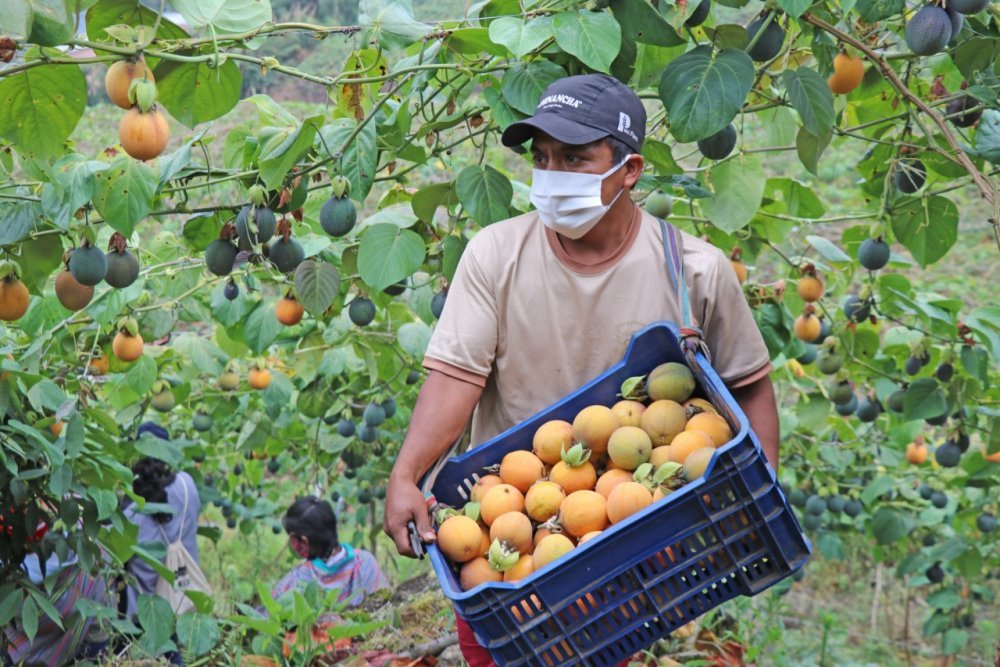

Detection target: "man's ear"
[623, 155, 644, 189]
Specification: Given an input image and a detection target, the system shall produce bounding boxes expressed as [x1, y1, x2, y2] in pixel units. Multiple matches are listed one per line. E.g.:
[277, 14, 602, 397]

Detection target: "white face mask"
[530, 156, 632, 240]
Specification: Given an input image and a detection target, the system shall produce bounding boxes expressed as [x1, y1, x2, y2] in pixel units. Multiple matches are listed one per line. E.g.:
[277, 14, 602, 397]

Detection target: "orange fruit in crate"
[670, 430, 715, 464]
[532, 420, 574, 465]
[607, 426, 652, 471]
[533, 534, 575, 570]
[610, 400, 645, 427]
[571, 405, 619, 455]
[550, 458, 597, 494]
[480, 484, 525, 526]
[499, 450, 546, 493]
[683, 397, 717, 417]
[504, 554, 535, 583]
[490, 511, 533, 555]
[577, 530, 603, 545]
[470, 474, 502, 502]
[460, 557, 502, 589]
[685, 412, 733, 446]
[649, 446, 672, 467]
[525, 480, 565, 523]
[595, 468, 633, 499]
[682, 447, 716, 481]
[437, 515, 482, 564]
[559, 490, 608, 538]
[478, 524, 491, 556]
[641, 399, 687, 447]
[606, 482, 653, 524]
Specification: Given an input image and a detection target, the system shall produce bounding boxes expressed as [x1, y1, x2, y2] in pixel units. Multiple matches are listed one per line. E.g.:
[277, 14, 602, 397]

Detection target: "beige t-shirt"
[423, 208, 771, 445]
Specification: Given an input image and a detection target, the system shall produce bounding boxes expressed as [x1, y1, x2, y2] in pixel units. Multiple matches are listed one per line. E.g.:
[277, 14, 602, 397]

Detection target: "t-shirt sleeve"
[422, 234, 498, 382]
[697, 251, 772, 386]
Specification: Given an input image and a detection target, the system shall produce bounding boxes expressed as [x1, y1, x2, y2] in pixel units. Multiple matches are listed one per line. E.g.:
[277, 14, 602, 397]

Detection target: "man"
[384, 74, 778, 664]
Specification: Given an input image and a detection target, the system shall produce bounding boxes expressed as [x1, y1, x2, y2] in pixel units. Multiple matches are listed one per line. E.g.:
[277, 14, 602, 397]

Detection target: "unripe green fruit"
[68, 246, 107, 286]
[193, 412, 213, 432]
[893, 159, 926, 194]
[205, 240, 238, 276]
[268, 237, 304, 273]
[905, 5, 952, 55]
[349, 297, 376, 326]
[235, 205, 276, 246]
[857, 238, 890, 271]
[697, 124, 737, 160]
[320, 196, 357, 237]
[685, 0, 711, 26]
[151, 389, 176, 412]
[645, 191, 674, 218]
[105, 249, 140, 288]
[746, 16, 785, 62]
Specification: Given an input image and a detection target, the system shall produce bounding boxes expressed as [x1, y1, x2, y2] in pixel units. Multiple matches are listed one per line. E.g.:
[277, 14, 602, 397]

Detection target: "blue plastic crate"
[427, 322, 811, 666]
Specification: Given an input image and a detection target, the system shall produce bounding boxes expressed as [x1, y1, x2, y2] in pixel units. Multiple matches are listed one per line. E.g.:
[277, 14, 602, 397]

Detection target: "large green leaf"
[243, 302, 282, 355]
[294, 260, 340, 316]
[48, 156, 109, 224]
[871, 507, 913, 545]
[86, 0, 189, 43]
[658, 46, 755, 143]
[609, 0, 685, 47]
[552, 10, 621, 74]
[411, 182, 456, 223]
[357, 223, 426, 291]
[0, 200, 44, 246]
[152, 58, 242, 128]
[487, 16, 553, 58]
[27, 0, 73, 46]
[316, 118, 378, 202]
[455, 165, 513, 226]
[0, 63, 86, 160]
[176, 613, 220, 658]
[782, 68, 834, 138]
[258, 115, 323, 191]
[18, 234, 62, 296]
[360, 0, 429, 50]
[796, 126, 832, 175]
[971, 109, 1000, 163]
[92, 157, 159, 237]
[903, 378, 948, 421]
[135, 594, 175, 655]
[699, 155, 765, 233]
[501, 60, 566, 116]
[1, 0, 33, 39]
[890, 195, 958, 268]
[171, 0, 273, 34]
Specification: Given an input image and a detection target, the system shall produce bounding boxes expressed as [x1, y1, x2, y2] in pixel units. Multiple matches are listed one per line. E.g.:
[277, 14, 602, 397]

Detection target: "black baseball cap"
[501, 74, 646, 154]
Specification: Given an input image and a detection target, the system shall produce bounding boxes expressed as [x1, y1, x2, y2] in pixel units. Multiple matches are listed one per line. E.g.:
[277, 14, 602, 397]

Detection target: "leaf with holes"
[92, 157, 158, 238]
[0, 62, 86, 160]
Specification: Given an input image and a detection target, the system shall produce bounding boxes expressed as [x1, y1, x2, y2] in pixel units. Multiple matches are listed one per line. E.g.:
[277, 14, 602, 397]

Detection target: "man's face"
[529, 131, 639, 206]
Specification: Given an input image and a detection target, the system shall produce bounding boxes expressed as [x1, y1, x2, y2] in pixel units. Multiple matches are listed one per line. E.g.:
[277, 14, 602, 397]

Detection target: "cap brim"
[501, 115, 608, 149]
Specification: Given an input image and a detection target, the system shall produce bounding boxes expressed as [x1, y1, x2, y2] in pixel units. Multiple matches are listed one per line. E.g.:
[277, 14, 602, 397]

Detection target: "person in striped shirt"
[270, 496, 389, 608]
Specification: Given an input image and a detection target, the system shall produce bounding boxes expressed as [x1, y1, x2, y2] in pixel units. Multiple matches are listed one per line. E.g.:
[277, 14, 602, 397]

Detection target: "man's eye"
[531, 154, 544, 165]
[565, 154, 579, 163]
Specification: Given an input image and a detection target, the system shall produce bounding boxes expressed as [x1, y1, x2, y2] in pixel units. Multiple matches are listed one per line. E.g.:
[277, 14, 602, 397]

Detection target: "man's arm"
[384, 369, 484, 556]
[729, 374, 779, 468]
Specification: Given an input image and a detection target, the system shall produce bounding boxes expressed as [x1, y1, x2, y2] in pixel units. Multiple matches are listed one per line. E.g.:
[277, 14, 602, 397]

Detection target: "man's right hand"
[384, 475, 436, 558]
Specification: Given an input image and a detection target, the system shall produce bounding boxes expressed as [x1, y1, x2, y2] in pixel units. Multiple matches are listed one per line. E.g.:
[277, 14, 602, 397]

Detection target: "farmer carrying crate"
[385, 74, 780, 665]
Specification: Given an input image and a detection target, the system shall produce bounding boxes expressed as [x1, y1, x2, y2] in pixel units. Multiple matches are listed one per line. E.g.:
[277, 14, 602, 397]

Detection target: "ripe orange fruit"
[828, 53, 864, 95]
[549, 459, 597, 495]
[984, 447, 1000, 463]
[460, 557, 502, 589]
[105, 59, 155, 109]
[577, 531, 603, 546]
[797, 275, 824, 302]
[489, 511, 533, 555]
[119, 106, 170, 160]
[437, 515, 483, 564]
[794, 312, 822, 342]
[525, 480, 566, 523]
[54, 270, 94, 311]
[731, 259, 748, 284]
[470, 474, 503, 503]
[559, 490, 608, 538]
[498, 450, 546, 493]
[0, 277, 30, 321]
[571, 405, 619, 455]
[532, 533, 574, 570]
[606, 482, 652, 524]
[504, 554, 535, 582]
[906, 440, 928, 464]
[249, 367, 271, 390]
[685, 412, 733, 447]
[112, 331, 144, 362]
[275, 297, 304, 325]
[532, 419, 574, 465]
[88, 354, 110, 375]
[49, 421, 64, 437]
[670, 430, 715, 464]
[595, 468, 633, 499]
[480, 484, 525, 526]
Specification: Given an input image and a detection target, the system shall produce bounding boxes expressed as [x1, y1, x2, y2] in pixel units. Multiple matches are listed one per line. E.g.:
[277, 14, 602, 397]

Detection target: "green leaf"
[871, 507, 913, 545]
[806, 235, 851, 263]
[360, 0, 429, 50]
[258, 115, 323, 192]
[455, 164, 513, 226]
[176, 613, 220, 658]
[49, 156, 109, 220]
[777, 0, 814, 18]
[171, 0, 272, 33]
[971, 109, 1000, 164]
[441, 234, 466, 283]
[317, 118, 378, 202]
[182, 212, 228, 252]
[552, 10, 622, 73]
[22, 597, 38, 642]
[0, 200, 44, 246]
[855, 0, 905, 22]
[610, 0, 685, 48]
[903, 378, 948, 421]
[926, 588, 962, 610]
[501, 60, 567, 116]
[782, 68, 834, 138]
[699, 155, 765, 233]
[243, 301, 282, 355]
[92, 157, 159, 237]
[658, 46, 755, 143]
[357, 224, 426, 291]
[487, 16, 553, 58]
[86, 0, 189, 45]
[18, 233, 62, 296]
[411, 182, 456, 223]
[0, 63, 87, 160]
[642, 139, 683, 176]
[890, 195, 958, 268]
[136, 594, 176, 655]
[294, 260, 340, 316]
[942, 629, 968, 656]
[796, 127, 832, 175]
[1, 0, 33, 39]
[27, 0, 73, 46]
[126, 354, 158, 396]
[152, 58, 242, 128]
[397, 321, 432, 358]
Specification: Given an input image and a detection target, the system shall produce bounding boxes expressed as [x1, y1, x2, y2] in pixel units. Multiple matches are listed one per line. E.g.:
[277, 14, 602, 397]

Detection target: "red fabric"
[454, 611, 633, 667]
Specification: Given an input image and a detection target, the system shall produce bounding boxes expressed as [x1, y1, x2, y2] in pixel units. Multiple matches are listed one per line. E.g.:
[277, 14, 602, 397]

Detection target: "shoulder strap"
[657, 217, 712, 363]
[156, 477, 189, 546]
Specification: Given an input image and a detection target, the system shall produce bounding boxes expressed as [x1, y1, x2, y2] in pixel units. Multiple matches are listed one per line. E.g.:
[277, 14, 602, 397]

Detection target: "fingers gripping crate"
[427, 322, 812, 666]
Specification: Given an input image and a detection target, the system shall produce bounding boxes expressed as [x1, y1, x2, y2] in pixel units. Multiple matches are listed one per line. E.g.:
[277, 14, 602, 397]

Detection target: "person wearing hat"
[384, 74, 778, 663]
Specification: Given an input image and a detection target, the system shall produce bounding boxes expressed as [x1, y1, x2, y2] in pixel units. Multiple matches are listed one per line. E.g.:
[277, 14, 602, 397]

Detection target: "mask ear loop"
[604, 154, 638, 207]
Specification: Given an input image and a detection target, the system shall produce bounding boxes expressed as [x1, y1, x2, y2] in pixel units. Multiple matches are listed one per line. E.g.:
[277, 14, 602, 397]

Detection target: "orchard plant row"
[0, 0, 998, 659]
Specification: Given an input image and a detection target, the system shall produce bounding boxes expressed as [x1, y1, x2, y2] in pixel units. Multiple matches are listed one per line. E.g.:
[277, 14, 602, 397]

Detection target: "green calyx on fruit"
[560, 442, 593, 468]
[697, 124, 737, 160]
[619, 375, 648, 401]
[117, 316, 140, 336]
[128, 77, 157, 113]
[487, 538, 520, 572]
